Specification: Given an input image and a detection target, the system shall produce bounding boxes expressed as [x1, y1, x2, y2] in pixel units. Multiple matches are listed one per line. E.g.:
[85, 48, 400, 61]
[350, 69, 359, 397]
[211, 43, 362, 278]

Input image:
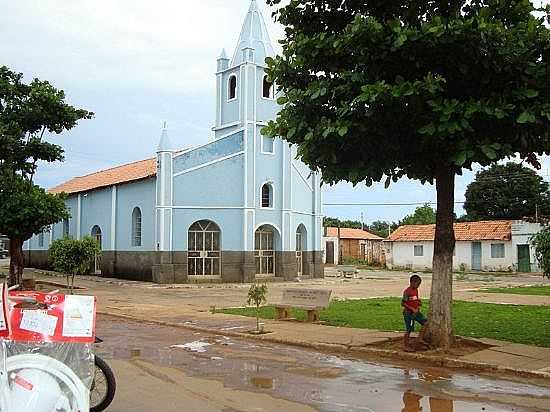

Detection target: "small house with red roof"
[322, 227, 384, 265]
[384, 220, 541, 272]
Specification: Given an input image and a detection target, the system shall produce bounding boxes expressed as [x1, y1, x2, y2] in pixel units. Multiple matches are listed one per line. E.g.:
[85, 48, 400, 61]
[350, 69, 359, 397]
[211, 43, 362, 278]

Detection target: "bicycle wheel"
[90, 355, 117, 412]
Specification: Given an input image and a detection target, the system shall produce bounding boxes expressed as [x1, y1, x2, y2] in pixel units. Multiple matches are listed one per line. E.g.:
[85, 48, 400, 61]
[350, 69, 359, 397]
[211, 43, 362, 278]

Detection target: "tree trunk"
[423, 168, 456, 349]
[8, 238, 24, 288]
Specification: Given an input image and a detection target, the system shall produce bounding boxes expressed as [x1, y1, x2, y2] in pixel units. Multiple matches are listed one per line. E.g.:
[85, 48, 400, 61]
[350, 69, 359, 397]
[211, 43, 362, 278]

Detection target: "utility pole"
[361, 212, 364, 230]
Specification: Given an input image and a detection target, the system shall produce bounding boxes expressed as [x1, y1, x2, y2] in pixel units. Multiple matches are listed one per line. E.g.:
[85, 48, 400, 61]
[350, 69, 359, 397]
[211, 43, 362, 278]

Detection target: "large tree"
[264, 0, 550, 347]
[0, 66, 93, 286]
[464, 162, 550, 221]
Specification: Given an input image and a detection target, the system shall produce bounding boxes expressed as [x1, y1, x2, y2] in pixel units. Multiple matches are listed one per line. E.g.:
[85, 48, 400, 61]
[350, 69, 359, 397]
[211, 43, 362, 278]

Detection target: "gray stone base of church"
[23, 250, 324, 284]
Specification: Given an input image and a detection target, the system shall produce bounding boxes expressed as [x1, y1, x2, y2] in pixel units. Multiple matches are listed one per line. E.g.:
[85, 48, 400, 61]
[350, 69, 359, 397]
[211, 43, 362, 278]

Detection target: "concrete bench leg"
[275, 307, 290, 320]
[306, 310, 320, 322]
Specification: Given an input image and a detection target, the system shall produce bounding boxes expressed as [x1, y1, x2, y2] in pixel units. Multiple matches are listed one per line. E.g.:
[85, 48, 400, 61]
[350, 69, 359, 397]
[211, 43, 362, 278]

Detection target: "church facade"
[24, 0, 324, 283]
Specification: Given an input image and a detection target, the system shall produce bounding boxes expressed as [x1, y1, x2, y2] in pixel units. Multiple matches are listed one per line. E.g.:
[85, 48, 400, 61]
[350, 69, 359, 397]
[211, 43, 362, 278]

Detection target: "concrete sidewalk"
[22, 270, 550, 379]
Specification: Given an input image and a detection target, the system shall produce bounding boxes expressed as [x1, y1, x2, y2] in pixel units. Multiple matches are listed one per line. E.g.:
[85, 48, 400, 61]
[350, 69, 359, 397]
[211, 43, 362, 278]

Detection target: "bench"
[336, 265, 359, 279]
[274, 288, 332, 322]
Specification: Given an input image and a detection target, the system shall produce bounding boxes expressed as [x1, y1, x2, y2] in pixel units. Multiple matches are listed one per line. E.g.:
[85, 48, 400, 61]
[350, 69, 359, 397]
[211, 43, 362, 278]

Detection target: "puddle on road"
[96, 316, 550, 412]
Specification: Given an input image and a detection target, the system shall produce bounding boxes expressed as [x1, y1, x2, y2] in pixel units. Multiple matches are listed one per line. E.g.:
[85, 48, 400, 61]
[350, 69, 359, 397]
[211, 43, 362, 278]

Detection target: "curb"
[97, 311, 550, 381]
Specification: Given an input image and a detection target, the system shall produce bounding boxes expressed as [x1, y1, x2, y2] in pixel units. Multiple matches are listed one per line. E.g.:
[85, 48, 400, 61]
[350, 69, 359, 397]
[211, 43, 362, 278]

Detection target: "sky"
[1, 0, 549, 225]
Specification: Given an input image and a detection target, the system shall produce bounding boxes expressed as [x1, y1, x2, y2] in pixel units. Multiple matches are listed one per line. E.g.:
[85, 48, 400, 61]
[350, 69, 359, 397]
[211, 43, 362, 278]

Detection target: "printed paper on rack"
[62, 295, 95, 337]
[20, 310, 58, 336]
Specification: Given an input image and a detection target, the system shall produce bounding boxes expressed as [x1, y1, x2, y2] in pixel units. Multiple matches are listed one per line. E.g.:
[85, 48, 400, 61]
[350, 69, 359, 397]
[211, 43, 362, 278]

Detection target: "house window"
[262, 135, 274, 153]
[38, 231, 44, 248]
[228, 75, 237, 100]
[63, 218, 70, 238]
[132, 207, 142, 247]
[261, 183, 273, 208]
[491, 243, 505, 258]
[262, 75, 273, 98]
[414, 245, 424, 257]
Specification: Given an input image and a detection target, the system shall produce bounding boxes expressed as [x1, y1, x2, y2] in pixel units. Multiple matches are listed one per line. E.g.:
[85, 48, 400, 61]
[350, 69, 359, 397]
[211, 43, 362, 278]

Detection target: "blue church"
[24, 0, 324, 284]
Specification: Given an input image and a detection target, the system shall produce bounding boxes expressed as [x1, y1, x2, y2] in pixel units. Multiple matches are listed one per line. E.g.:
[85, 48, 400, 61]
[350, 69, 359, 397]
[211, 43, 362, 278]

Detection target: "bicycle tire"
[90, 355, 117, 412]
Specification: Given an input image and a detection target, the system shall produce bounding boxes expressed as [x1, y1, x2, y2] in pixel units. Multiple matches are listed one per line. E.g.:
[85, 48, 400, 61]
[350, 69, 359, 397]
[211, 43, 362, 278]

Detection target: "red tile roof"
[326, 227, 383, 240]
[387, 220, 512, 242]
[49, 158, 157, 195]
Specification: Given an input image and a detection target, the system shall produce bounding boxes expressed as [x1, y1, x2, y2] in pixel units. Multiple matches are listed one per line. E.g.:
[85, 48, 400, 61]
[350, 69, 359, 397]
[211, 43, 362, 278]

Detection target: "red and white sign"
[7, 291, 96, 343]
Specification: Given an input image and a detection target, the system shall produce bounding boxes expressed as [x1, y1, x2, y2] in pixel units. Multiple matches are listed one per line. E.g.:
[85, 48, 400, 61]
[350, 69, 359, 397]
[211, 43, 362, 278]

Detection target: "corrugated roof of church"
[48, 157, 157, 195]
[386, 220, 512, 242]
[326, 227, 384, 241]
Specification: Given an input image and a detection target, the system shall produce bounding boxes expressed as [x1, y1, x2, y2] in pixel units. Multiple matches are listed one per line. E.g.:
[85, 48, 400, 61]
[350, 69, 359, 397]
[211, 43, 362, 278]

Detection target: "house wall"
[511, 221, 542, 272]
[386, 240, 513, 272]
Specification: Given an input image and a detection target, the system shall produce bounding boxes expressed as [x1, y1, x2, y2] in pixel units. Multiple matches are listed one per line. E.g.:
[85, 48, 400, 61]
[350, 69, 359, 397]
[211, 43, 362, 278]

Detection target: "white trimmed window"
[132, 207, 142, 247]
[261, 183, 273, 208]
[262, 135, 274, 154]
[228, 75, 237, 100]
[414, 245, 424, 257]
[63, 218, 70, 238]
[491, 243, 505, 258]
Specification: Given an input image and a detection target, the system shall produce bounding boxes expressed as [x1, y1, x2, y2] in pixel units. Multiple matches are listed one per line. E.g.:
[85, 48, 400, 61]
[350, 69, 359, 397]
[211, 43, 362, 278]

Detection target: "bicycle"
[91, 338, 117, 412]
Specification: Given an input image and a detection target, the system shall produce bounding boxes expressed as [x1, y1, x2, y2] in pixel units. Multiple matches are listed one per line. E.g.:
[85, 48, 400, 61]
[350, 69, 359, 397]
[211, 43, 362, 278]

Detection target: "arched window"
[188, 220, 221, 276]
[132, 207, 142, 247]
[261, 183, 273, 208]
[262, 75, 273, 98]
[228, 75, 237, 100]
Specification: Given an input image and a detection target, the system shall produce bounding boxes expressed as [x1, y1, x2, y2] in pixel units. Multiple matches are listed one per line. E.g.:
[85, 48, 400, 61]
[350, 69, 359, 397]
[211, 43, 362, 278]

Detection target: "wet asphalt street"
[95, 315, 550, 412]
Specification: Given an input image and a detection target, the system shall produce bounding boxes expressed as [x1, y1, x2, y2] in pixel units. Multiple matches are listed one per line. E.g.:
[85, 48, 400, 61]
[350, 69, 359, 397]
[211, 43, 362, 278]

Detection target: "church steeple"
[157, 122, 172, 152]
[230, 0, 275, 67]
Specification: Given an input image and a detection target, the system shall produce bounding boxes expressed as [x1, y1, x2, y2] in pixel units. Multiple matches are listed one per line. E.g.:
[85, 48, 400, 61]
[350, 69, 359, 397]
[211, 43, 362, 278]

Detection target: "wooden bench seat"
[274, 288, 332, 322]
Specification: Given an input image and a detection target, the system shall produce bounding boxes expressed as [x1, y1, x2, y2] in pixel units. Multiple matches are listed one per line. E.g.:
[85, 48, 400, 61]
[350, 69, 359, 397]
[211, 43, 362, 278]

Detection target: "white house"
[384, 220, 542, 273]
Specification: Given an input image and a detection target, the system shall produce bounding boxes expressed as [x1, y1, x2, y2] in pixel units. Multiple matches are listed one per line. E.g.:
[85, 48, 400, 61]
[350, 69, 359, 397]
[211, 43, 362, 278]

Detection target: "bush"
[49, 236, 99, 292]
[247, 283, 268, 333]
[531, 227, 550, 279]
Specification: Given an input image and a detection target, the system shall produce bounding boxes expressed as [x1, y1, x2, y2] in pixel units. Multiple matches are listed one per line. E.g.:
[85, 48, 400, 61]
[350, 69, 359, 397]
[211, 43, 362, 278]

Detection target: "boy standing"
[402, 274, 428, 350]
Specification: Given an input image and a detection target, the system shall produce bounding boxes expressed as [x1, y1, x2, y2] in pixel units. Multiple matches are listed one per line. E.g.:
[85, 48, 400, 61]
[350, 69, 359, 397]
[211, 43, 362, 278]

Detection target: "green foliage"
[368, 220, 397, 238]
[0, 66, 94, 178]
[224, 298, 550, 347]
[323, 217, 397, 237]
[531, 226, 550, 278]
[464, 163, 550, 221]
[323, 216, 363, 229]
[400, 204, 436, 226]
[49, 236, 99, 292]
[247, 283, 268, 332]
[247, 283, 268, 307]
[0, 174, 68, 241]
[483, 286, 550, 296]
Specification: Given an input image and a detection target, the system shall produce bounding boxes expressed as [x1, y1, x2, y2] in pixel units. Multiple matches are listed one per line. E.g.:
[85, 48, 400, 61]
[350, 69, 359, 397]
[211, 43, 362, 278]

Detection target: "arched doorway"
[255, 225, 278, 276]
[188, 220, 221, 276]
[91, 225, 102, 275]
[296, 225, 307, 277]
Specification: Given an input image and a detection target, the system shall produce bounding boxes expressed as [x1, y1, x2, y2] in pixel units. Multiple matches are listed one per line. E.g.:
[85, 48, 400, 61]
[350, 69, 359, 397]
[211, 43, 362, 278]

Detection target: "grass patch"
[482, 285, 550, 296]
[222, 298, 550, 347]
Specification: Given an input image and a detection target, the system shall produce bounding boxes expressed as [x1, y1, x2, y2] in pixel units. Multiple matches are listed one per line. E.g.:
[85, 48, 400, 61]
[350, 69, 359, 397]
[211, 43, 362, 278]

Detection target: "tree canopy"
[0, 65, 93, 286]
[400, 204, 437, 226]
[464, 162, 550, 221]
[264, 0, 550, 348]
